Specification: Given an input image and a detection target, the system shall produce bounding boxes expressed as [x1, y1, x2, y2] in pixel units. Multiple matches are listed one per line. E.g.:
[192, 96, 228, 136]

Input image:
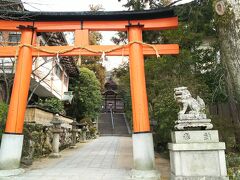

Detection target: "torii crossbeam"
[0, 8, 179, 177]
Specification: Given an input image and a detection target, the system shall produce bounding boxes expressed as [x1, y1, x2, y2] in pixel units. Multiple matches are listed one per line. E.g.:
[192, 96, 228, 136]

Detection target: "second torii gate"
[0, 8, 179, 178]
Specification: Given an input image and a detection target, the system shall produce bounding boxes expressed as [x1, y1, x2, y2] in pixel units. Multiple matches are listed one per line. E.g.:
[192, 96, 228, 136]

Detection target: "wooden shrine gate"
[0, 9, 179, 177]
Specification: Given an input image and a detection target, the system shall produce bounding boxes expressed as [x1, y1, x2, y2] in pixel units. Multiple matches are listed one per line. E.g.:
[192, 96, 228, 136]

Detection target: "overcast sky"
[22, 0, 193, 71]
[22, 0, 126, 12]
[22, 0, 193, 11]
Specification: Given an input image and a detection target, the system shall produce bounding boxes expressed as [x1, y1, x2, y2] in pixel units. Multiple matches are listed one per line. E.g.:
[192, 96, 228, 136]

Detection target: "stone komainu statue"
[174, 87, 205, 116]
[174, 87, 213, 130]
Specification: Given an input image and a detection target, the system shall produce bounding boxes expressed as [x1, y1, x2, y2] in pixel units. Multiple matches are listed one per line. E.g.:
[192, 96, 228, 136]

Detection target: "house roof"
[104, 78, 118, 90]
[0, 8, 175, 21]
[102, 89, 118, 95]
[105, 78, 117, 86]
[0, 0, 24, 12]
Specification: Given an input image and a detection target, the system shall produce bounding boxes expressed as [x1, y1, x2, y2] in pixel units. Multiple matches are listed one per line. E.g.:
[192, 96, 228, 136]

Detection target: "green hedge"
[0, 101, 8, 143]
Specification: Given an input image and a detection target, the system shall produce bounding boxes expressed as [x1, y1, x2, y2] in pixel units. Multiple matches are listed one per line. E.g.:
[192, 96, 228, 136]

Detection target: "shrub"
[226, 153, 240, 179]
[0, 101, 8, 142]
[36, 97, 65, 114]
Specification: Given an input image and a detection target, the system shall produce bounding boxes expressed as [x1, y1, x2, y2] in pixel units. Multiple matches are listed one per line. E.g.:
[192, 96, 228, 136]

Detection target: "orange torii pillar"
[0, 26, 34, 171]
[128, 25, 159, 178]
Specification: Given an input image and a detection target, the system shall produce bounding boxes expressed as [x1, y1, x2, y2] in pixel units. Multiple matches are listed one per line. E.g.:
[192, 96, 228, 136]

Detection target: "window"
[55, 64, 63, 79]
[64, 74, 68, 86]
[8, 32, 21, 46]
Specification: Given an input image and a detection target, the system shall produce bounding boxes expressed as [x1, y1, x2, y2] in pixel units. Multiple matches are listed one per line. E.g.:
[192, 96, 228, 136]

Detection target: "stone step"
[98, 113, 130, 136]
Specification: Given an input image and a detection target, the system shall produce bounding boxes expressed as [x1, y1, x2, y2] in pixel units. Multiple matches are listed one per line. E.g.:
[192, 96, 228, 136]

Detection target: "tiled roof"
[0, 8, 175, 21]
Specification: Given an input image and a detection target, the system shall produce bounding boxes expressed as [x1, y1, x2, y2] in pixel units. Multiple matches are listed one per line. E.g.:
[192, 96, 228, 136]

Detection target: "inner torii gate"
[0, 9, 179, 177]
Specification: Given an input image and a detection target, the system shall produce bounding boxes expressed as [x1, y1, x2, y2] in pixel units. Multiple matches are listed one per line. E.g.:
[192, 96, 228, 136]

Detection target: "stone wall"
[21, 106, 97, 165]
[24, 105, 73, 128]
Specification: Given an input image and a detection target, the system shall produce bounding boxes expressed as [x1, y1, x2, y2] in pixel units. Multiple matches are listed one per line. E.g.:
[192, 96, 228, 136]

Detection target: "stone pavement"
[2, 136, 170, 180]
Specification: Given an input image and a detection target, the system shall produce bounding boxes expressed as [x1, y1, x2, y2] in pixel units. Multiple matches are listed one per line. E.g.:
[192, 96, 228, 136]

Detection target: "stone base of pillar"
[132, 132, 160, 180]
[0, 168, 25, 177]
[49, 153, 61, 158]
[0, 133, 24, 170]
[170, 174, 229, 180]
[131, 169, 160, 180]
[169, 130, 229, 180]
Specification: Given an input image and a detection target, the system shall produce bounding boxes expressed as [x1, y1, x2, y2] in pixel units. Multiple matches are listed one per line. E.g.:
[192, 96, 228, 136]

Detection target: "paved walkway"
[6, 136, 170, 180]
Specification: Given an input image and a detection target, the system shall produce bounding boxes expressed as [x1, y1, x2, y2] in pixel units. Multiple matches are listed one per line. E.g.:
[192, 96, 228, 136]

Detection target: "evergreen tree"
[67, 67, 102, 121]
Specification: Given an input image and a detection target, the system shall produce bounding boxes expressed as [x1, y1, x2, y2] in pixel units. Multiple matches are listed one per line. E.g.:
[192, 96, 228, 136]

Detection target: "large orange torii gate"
[0, 9, 179, 177]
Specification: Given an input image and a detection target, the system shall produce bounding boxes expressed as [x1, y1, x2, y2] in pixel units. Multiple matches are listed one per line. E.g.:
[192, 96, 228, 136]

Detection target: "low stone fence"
[21, 105, 97, 165]
[24, 105, 73, 128]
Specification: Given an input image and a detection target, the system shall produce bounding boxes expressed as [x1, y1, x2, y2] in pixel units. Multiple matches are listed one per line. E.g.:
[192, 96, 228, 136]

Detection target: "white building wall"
[31, 35, 69, 100]
[31, 56, 69, 100]
[0, 33, 70, 100]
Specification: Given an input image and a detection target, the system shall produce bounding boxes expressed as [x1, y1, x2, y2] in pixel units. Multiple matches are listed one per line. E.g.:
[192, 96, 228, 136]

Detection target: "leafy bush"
[0, 101, 8, 142]
[79, 117, 93, 126]
[36, 97, 64, 114]
[79, 117, 97, 139]
[226, 153, 240, 179]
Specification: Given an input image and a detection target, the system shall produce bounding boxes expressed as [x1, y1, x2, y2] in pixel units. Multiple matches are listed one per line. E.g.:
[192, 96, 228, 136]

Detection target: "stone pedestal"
[131, 132, 160, 180]
[80, 125, 87, 143]
[175, 119, 213, 130]
[0, 134, 25, 176]
[70, 119, 78, 149]
[82, 130, 87, 142]
[168, 130, 229, 180]
[49, 114, 63, 158]
[70, 131, 77, 149]
[50, 133, 61, 158]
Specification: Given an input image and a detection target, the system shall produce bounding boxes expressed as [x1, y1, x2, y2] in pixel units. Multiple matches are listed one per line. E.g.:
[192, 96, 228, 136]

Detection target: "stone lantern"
[80, 123, 88, 143]
[50, 114, 63, 158]
[70, 119, 79, 148]
[92, 121, 98, 138]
